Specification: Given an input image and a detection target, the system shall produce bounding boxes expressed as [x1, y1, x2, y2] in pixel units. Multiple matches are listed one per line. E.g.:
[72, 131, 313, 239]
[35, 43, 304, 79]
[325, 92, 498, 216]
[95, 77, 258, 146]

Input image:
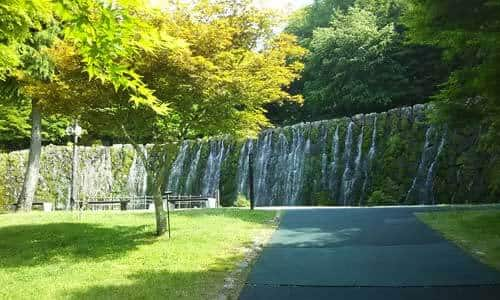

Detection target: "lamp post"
[66, 120, 83, 210]
[248, 151, 255, 210]
[165, 190, 172, 239]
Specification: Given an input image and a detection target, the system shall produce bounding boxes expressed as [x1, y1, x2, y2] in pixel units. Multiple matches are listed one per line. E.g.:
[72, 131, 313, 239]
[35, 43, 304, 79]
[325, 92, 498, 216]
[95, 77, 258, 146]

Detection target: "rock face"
[0, 104, 498, 207]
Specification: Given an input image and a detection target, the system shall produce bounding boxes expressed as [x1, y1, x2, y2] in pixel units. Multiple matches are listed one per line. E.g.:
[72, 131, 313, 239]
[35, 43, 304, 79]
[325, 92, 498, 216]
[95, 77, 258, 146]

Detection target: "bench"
[11, 202, 52, 211]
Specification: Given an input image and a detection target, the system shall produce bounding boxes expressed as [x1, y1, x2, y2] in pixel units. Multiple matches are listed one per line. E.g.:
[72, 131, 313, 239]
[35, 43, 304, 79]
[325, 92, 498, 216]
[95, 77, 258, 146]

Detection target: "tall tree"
[305, 6, 407, 118]
[0, 1, 168, 217]
[5, 0, 304, 235]
[404, 0, 500, 194]
[404, 0, 500, 128]
[139, 0, 305, 138]
[278, 0, 447, 124]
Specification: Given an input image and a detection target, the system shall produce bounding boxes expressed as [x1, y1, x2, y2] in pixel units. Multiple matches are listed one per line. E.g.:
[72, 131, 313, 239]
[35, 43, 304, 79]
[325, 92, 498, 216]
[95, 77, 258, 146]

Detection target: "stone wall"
[0, 104, 498, 207]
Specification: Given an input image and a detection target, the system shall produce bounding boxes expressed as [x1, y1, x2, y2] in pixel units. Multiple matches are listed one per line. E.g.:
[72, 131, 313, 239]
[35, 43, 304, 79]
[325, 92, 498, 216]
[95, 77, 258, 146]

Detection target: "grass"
[418, 209, 500, 270]
[0, 209, 276, 300]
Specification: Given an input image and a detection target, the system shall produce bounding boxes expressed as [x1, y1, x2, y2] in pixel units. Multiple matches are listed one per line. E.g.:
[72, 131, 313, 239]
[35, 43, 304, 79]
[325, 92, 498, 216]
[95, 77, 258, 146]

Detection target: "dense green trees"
[1, 0, 305, 148]
[270, 0, 447, 123]
[404, 0, 500, 128]
[0, 0, 171, 218]
[403, 0, 500, 194]
[304, 6, 406, 117]
[0, 0, 304, 234]
[1, 0, 498, 214]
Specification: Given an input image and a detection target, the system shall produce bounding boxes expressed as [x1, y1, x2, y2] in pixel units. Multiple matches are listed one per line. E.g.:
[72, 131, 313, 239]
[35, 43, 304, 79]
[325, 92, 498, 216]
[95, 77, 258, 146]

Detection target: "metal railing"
[81, 194, 218, 211]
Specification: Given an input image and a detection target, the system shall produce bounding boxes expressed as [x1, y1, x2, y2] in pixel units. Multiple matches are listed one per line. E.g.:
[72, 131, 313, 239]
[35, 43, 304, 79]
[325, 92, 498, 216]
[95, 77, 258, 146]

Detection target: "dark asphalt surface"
[239, 207, 500, 300]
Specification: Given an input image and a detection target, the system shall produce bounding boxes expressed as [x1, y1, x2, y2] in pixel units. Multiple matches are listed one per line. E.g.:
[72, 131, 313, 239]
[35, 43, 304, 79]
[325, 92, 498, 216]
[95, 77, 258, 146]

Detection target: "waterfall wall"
[0, 104, 497, 207]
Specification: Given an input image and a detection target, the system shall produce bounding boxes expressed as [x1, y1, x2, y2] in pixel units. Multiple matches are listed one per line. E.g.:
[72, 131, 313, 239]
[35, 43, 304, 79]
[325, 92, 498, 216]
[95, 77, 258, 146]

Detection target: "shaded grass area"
[0, 209, 275, 299]
[418, 209, 500, 270]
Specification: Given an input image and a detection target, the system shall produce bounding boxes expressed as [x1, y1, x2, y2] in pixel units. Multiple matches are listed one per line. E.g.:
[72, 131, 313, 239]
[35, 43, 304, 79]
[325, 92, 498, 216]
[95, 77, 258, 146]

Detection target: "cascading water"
[254, 131, 273, 205]
[360, 115, 377, 204]
[329, 125, 340, 200]
[405, 126, 433, 204]
[270, 131, 288, 203]
[285, 125, 310, 205]
[351, 121, 365, 205]
[246, 123, 312, 206]
[167, 141, 189, 193]
[236, 140, 253, 198]
[184, 143, 202, 195]
[425, 131, 446, 204]
[79, 147, 114, 199]
[2, 104, 468, 208]
[320, 124, 329, 189]
[405, 125, 447, 204]
[126, 146, 148, 196]
[339, 121, 355, 206]
[202, 140, 228, 196]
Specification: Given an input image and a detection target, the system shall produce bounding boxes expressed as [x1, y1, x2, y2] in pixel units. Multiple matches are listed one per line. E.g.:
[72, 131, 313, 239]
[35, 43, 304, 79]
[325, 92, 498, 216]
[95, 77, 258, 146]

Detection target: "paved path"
[240, 207, 500, 299]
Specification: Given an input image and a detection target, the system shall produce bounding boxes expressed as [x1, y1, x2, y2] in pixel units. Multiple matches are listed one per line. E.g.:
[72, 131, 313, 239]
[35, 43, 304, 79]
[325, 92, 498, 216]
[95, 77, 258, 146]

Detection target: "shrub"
[315, 191, 334, 206]
[234, 195, 250, 207]
[0, 184, 8, 212]
[367, 190, 397, 206]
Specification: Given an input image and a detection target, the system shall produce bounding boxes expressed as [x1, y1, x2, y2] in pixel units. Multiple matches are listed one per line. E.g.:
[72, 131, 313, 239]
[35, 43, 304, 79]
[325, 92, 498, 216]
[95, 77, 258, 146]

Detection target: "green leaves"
[133, 0, 305, 139]
[0, 0, 54, 80]
[1, 0, 169, 115]
[58, 0, 166, 112]
[283, 0, 446, 122]
[1, 0, 303, 145]
[404, 0, 500, 130]
[303, 5, 406, 117]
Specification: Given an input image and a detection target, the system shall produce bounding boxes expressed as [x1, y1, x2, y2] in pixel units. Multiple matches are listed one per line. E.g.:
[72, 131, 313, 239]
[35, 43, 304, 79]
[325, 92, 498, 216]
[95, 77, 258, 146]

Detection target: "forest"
[1, 0, 499, 211]
[1, 0, 498, 147]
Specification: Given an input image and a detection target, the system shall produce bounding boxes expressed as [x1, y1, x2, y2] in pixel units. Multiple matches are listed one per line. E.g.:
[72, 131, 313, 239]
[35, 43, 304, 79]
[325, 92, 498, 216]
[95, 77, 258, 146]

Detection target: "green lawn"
[0, 209, 275, 299]
[418, 209, 500, 270]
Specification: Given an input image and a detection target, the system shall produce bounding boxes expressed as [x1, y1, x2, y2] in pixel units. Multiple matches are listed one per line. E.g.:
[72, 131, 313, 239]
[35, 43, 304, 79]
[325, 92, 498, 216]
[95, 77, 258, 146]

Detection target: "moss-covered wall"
[0, 104, 498, 208]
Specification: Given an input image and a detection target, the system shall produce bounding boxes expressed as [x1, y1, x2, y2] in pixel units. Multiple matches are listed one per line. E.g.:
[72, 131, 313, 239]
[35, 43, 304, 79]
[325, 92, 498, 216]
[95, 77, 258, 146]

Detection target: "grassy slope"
[0, 209, 275, 299]
[418, 209, 500, 270]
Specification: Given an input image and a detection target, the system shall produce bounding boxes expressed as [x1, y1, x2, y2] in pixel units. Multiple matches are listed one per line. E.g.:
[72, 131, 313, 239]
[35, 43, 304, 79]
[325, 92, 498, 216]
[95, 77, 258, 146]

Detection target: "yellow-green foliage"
[234, 195, 250, 207]
[137, 0, 306, 138]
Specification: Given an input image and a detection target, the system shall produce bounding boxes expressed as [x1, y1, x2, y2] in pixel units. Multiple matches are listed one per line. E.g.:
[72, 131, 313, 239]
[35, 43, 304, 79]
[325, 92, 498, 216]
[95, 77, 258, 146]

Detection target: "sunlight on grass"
[418, 209, 500, 270]
[0, 209, 275, 299]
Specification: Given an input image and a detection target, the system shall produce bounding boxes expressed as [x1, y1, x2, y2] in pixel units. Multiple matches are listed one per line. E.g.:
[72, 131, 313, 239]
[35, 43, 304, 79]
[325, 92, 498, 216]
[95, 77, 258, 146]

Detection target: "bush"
[315, 191, 334, 206]
[0, 185, 8, 212]
[234, 195, 250, 207]
[367, 190, 397, 206]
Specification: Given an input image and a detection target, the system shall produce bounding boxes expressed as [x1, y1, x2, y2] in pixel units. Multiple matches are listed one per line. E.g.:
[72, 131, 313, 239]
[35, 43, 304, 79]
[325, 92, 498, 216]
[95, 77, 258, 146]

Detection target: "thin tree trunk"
[120, 125, 168, 236]
[150, 158, 169, 236]
[152, 182, 167, 236]
[18, 99, 42, 211]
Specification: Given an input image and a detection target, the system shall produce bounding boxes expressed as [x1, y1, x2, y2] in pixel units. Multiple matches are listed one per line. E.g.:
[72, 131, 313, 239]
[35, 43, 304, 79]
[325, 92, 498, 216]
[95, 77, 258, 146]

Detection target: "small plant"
[234, 194, 250, 207]
[368, 190, 397, 206]
[315, 191, 333, 206]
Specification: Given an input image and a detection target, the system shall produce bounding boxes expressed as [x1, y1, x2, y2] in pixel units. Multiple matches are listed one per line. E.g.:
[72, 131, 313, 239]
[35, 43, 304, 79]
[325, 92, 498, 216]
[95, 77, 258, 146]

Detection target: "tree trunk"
[18, 99, 42, 211]
[120, 125, 168, 236]
[152, 179, 167, 236]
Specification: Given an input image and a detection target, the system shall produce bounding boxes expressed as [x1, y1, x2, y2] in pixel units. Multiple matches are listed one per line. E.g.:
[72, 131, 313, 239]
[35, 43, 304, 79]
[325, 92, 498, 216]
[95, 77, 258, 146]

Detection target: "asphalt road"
[239, 207, 500, 299]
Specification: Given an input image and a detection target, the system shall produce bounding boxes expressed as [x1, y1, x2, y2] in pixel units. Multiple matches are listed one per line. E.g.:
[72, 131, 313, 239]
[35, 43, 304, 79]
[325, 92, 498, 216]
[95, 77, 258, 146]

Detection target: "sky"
[255, 0, 313, 13]
[150, 0, 313, 13]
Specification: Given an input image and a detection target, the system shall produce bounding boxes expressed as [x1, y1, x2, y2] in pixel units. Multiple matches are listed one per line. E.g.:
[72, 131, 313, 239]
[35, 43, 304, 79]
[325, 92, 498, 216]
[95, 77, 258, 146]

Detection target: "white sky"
[150, 0, 313, 13]
[255, 0, 312, 13]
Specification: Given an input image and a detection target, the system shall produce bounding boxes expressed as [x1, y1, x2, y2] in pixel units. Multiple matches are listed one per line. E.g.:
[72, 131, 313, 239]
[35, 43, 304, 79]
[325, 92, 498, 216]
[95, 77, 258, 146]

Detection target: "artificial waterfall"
[1, 104, 497, 207]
